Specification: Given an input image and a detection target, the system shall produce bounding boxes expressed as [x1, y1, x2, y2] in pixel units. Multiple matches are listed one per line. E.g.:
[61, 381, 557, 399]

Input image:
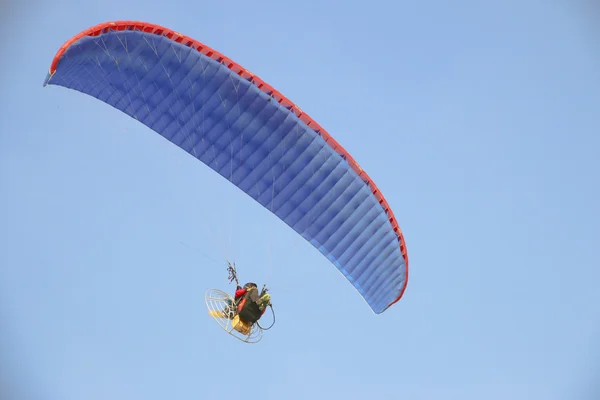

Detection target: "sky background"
[1, 0, 600, 399]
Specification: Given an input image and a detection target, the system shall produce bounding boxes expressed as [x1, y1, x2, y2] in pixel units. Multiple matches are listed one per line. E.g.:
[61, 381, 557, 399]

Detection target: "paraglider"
[44, 21, 409, 341]
[206, 262, 274, 343]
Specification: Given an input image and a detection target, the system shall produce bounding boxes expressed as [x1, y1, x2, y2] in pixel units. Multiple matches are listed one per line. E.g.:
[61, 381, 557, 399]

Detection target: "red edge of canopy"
[48, 20, 409, 310]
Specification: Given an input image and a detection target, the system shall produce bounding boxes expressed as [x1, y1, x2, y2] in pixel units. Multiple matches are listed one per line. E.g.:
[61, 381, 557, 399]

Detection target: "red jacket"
[234, 287, 247, 301]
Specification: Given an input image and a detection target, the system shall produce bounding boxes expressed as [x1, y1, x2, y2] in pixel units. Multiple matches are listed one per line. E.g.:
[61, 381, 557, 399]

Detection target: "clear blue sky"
[1, 1, 599, 399]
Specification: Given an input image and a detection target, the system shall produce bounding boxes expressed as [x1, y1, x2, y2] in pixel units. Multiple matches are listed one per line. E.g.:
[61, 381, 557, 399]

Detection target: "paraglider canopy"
[44, 21, 409, 314]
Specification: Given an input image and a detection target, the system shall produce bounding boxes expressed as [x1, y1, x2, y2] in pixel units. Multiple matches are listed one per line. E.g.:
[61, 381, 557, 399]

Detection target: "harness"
[237, 287, 264, 323]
